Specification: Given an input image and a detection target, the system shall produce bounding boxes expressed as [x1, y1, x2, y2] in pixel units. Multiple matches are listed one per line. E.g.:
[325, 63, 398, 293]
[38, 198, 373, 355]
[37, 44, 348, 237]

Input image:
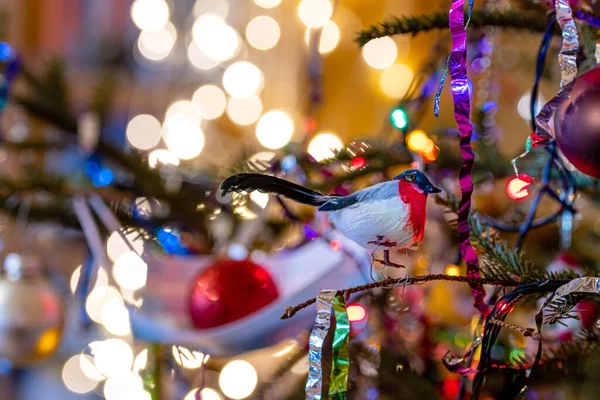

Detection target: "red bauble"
[188, 259, 279, 329]
[555, 66, 600, 178]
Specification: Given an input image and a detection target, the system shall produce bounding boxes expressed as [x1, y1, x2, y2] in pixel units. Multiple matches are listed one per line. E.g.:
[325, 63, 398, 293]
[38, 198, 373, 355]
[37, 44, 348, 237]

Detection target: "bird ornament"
[220, 169, 442, 268]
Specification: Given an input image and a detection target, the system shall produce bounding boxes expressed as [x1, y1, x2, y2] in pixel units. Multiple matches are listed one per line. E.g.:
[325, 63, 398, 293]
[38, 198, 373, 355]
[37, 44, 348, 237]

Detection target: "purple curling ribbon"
[448, 0, 489, 315]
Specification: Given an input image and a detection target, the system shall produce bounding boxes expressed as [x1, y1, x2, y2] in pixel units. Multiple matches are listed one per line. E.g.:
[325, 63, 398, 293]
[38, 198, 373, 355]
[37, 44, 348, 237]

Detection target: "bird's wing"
[318, 195, 359, 211]
[318, 181, 397, 211]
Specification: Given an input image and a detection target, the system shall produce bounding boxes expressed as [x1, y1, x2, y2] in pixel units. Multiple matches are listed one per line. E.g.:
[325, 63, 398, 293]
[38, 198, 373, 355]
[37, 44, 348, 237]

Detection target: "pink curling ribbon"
[448, 0, 489, 315]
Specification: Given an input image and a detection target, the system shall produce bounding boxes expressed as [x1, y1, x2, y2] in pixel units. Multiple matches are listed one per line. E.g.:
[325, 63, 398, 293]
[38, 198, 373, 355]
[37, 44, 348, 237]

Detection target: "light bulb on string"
[506, 174, 534, 201]
[390, 107, 409, 130]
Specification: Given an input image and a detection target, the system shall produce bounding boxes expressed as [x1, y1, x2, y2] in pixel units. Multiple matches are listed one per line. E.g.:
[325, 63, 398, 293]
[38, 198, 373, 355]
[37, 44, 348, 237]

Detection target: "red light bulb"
[506, 174, 534, 200]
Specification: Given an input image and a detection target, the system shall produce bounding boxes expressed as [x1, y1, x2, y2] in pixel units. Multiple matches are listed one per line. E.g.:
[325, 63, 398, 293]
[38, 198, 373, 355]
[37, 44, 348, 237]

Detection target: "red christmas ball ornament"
[555, 66, 600, 178]
[188, 259, 279, 329]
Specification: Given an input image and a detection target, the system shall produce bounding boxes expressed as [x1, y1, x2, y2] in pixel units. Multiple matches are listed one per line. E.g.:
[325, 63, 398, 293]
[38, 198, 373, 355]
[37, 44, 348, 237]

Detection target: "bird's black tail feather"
[220, 173, 328, 206]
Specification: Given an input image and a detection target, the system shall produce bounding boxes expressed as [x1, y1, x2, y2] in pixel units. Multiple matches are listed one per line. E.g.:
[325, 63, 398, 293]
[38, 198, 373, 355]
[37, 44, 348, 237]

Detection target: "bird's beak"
[427, 185, 443, 194]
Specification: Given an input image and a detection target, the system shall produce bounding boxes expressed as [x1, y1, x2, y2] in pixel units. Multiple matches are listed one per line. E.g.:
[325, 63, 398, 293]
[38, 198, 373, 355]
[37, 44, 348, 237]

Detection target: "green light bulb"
[391, 108, 409, 130]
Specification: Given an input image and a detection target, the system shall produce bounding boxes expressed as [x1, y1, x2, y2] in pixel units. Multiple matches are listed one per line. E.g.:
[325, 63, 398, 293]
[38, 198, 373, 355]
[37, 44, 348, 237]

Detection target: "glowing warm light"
[91, 339, 134, 379]
[192, 14, 240, 62]
[253, 0, 281, 8]
[185, 388, 223, 400]
[107, 230, 145, 262]
[194, 0, 230, 18]
[126, 114, 162, 151]
[219, 360, 258, 399]
[71, 265, 108, 294]
[362, 37, 397, 69]
[162, 116, 205, 160]
[235, 206, 258, 220]
[406, 130, 429, 152]
[148, 149, 180, 168]
[506, 175, 534, 200]
[445, 265, 460, 276]
[347, 304, 367, 322]
[62, 355, 99, 394]
[297, 0, 333, 28]
[36, 328, 61, 356]
[101, 297, 131, 336]
[246, 16, 280, 50]
[226, 95, 263, 125]
[85, 286, 123, 323]
[133, 349, 148, 374]
[172, 346, 205, 369]
[137, 22, 176, 61]
[113, 252, 148, 291]
[223, 62, 264, 98]
[192, 85, 226, 120]
[256, 110, 294, 149]
[304, 20, 340, 54]
[187, 42, 219, 70]
[248, 151, 276, 171]
[131, 0, 169, 31]
[103, 371, 144, 400]
[250, 191, 269, 209]
[380, 63, 414, 99]
[308, 131, 343, 162]
[165, 100, 201, 124]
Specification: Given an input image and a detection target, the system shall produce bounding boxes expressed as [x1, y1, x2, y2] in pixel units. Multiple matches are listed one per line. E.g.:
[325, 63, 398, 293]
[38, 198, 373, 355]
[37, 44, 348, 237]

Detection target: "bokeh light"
[162, 116, 205, 160]
[219, 360, 258, 399]
[192, 85, 227, 120]
[362, 37, 397, 69]
[250, 191, 269, 209]
[101, 297, 131, 336]
[62, 355, 100, 394]
[137, 22, 177, 61]
[194, 0, 230, 18]
[91, 338, 134, 378]
[192, 14, 240, 62]
[304, 20, 340, 54]
[187, 42, 219, 70]
[148, 149, 180, 168]
[131, 0, 169, 31]
[517, 92, 545, 121]
[103, 371, 144, 400]
[85, 285, 123, 323]
[172, 346, 206, 369]
[185, 388, 223, 400]
[79, 353, 105, 382]
[107, 230, 145, 262]
[246, 16, 280, 50]
[113, 252, 148, 291]
[70, 265, 108, 294]
[308, 131, 343, 161]
[256, 110, 294, 149]
[445, 265, 460, 276]
[223, 62, 264, 98]
[133, 349, 148, 374]
[406, 130, 429, 152]
[165, 100, 201, 124]
[226, 95, 263, 125]
[253, 0, 282, 9]
[297, 0, 333, 28]
[380, 63, 414, 99]
[126, 114, 162, 150]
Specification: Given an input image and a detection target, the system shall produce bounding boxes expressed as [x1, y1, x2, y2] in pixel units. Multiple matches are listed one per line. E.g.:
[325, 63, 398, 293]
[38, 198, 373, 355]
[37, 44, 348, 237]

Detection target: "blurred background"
[0, 0, 597, 399]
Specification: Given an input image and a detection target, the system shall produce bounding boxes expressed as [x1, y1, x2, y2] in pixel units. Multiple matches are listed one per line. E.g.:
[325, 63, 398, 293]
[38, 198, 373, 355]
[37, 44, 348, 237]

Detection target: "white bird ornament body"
[220, 169, 441, 266]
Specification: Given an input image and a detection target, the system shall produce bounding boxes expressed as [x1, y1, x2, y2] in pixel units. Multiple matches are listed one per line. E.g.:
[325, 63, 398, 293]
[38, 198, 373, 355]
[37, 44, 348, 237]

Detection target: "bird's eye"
[405, 173, 416, 182]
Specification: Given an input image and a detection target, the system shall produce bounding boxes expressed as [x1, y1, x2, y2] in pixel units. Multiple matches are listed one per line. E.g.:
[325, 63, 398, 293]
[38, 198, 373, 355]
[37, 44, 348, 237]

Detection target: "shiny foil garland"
[305, 290, 350, 400]
[447, 0, 488, 315]
[529, 0, 579, 147]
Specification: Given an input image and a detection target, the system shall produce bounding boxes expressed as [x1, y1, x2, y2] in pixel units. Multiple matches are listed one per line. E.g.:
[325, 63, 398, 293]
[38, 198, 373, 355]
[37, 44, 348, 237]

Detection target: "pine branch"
[356, 10, 557, 46]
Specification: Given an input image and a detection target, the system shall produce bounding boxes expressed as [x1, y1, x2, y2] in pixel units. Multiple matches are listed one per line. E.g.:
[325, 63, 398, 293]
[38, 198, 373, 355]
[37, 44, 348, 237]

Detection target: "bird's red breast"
[398, 180, 427, 244]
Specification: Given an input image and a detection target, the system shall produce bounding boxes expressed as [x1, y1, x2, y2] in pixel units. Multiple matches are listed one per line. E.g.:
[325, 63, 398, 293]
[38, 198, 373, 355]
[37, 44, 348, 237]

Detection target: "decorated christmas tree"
[0, 0, 599, 399]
